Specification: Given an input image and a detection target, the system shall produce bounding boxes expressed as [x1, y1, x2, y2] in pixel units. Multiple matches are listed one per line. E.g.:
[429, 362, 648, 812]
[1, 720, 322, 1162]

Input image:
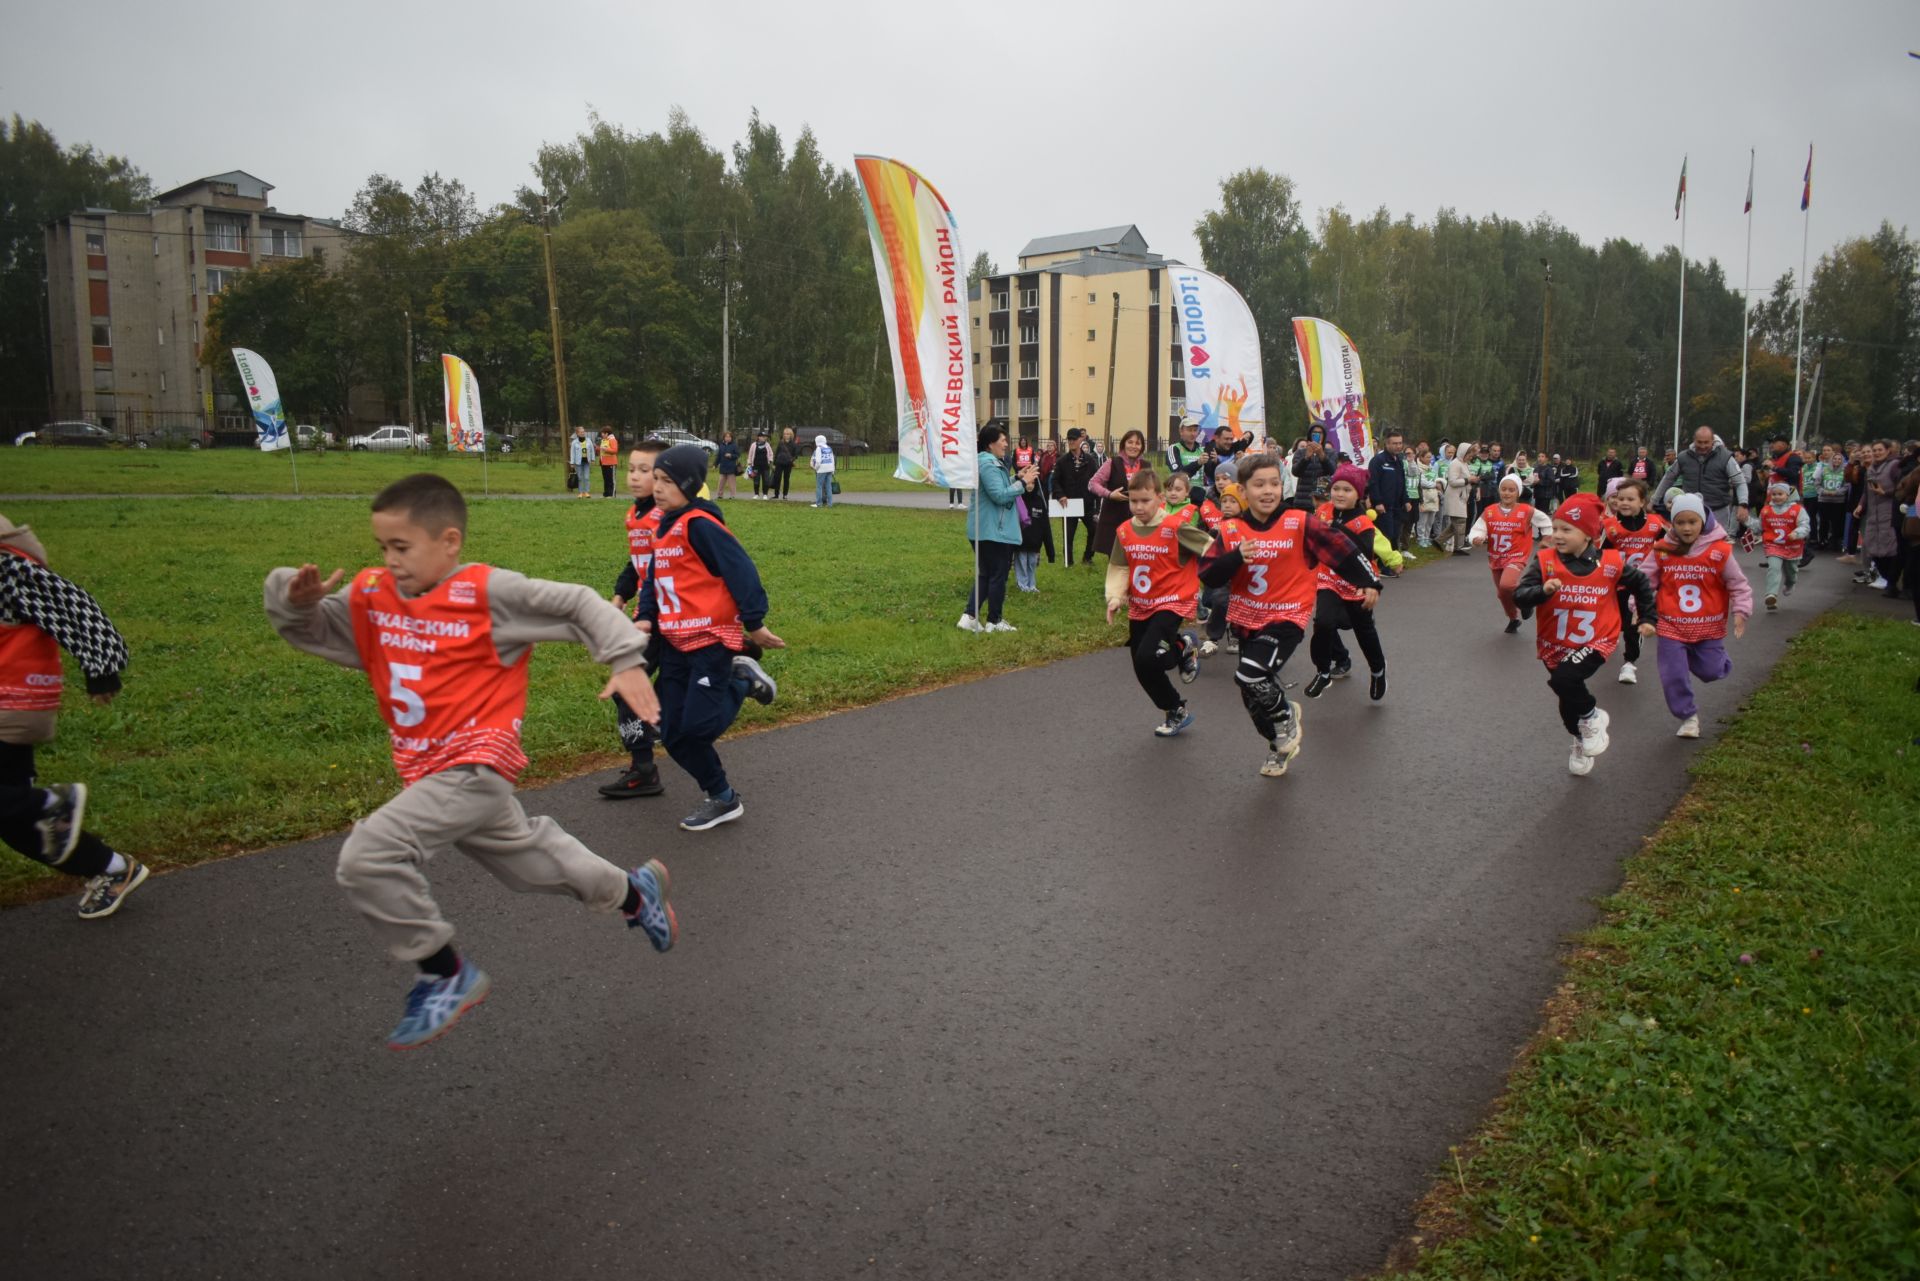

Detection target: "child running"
[264, 474, 677, 1049]
[635, 445, 783, 831]
[1645, 494, 1752, 738]
[1198, 455, 1381, 778]
[1512, 495, 1658, 776]
[1758, 479, 1810, 611]
[1600, 478, 1667, 684]
[0, 512, 141, 918]
[1468, 470, 1551, 635]
[1161, 471, 1205, 528]
[1307, 463, 1401, 700]
[1197, 483, 1243, 658]
[599, 440, 668, 799]
[1106, 468, 1213, 737]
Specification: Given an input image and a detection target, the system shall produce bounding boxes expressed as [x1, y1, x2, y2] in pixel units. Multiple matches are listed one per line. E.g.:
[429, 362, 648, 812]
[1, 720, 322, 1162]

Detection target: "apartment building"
[966, 225, 1188, 449]
[44, 170, 351, 431]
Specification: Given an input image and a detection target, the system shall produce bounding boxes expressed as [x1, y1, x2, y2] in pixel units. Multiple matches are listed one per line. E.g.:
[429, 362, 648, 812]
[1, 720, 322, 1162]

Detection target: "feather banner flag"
[231, 347, 289, 452]
[1291, 318, 1374, 463]
[442, 354, 485, 453]
[852, 155, 975, 488]
[1744, 151, 1754, 215]
[1801, 145, 1812, 211]
[1169, 265, 1265, 445]
[1675, 156, 1688, 219]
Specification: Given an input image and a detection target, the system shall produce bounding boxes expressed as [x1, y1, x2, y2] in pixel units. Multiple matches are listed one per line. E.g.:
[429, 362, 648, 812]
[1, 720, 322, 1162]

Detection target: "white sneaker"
[957, 613, 984, 633]
[1617, 662, 1637, 685]
[1869, 577, 1889, 590]
[1402, 551, 1417, 561]
[1568, 742, 1594, 776]
[1577, 707, 1610, 756]
[986, 620, 1018, 633]
[1676, 715, 1700, 738]
[1199, 639, 1218, 658]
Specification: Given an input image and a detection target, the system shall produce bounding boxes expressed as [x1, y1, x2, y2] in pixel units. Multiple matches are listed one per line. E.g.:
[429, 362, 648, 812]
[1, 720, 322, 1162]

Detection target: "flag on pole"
[1801, 145, 1812, 211]
[1675, 156, 1687, 219]
[1291, 317, 1374, 463]
[1170, 266, 1265, 446]
[230, 348, 289, 451]
[441, 354, 485, 453]
[1744, 151, 1754, 214]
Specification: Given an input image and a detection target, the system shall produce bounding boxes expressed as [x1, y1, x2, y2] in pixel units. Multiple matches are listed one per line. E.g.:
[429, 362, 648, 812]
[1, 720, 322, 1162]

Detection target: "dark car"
[15, 421, 115, 447]
[135, 424, 212, 449]
[808, 427, 871, 456]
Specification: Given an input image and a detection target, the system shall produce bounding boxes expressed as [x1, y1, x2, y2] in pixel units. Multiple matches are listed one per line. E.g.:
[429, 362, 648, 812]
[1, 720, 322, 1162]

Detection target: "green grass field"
[1377, 611, 1920, 1280]
[0, 494, 1112, 898]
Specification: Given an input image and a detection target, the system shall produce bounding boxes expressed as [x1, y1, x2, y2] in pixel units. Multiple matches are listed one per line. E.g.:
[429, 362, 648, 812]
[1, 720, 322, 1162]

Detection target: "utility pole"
[535, 194, 571, 441]
[403, 308, 417, 440]
[1537, 260, 1552, 457]
[720, 235, 730, 438]
[1101, 293, 1120, 450]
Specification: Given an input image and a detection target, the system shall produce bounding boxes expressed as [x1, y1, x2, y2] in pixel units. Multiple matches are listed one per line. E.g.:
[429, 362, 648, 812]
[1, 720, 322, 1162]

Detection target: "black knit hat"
[654, 444, 709, 498]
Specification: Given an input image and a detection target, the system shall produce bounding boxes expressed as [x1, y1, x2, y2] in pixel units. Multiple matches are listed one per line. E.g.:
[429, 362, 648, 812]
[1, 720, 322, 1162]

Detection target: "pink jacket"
[1644, 520, 1754, 619]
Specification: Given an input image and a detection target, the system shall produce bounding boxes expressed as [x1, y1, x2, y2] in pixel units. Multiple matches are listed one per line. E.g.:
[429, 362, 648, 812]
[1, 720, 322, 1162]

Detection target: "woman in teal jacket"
[961, 423, 1040, 633]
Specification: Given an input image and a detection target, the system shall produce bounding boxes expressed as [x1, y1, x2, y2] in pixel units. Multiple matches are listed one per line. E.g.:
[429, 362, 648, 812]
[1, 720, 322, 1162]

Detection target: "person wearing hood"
[1643, 494, 1751, 739]
[636, 445, 784, 832]
[1306, 463, 1401, 701]
[1512, 495, 1658, 775]
[1758, 478, 1811, 610]
[808, 434, 837, 508]
[0, 512, 140, 918]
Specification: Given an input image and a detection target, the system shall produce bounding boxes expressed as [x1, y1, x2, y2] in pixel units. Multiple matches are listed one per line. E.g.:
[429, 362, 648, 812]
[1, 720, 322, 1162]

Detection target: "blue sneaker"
[1177, 631, 1201, 684]
[388, 962, 491, 1050]
[1153, 704, 1194, 738]
[625, 859, 677, 952]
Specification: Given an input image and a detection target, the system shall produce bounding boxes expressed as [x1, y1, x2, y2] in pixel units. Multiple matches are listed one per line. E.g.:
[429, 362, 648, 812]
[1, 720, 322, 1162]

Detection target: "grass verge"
[1, 496, 1111, 900]
[1375, 610, 1920, 1280]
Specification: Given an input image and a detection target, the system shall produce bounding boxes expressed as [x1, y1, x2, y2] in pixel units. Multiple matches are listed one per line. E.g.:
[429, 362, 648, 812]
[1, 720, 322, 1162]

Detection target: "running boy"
[1512, 495, 1657, 776]
[600, 440, 668, 799]
[1161, 471, 1205, 528]
[1198, 455, 1380, 778]
[635, 445, 783, 832]
[1468, 470, 1551, 635]
[1600, 478, 1666, 684]
[0, 512, 142, 918]
[1106, 469, 1213, 737]
[1758, 479, 1810, 610]
[1197, 483, 1243, 657]
[264, 474, 677, 1049]
[1645, 494, 1751, 738]
[1307, 464, 1401, 701]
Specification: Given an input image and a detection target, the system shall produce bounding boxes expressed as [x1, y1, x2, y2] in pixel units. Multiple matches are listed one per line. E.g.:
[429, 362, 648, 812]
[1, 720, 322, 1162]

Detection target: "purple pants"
[1656, 634, 1731, 719]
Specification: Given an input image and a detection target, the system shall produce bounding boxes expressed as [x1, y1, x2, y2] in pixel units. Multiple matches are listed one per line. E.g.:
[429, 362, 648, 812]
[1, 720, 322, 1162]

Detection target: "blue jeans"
[815, 471, 835, 506]
[574, 460, 591, 492]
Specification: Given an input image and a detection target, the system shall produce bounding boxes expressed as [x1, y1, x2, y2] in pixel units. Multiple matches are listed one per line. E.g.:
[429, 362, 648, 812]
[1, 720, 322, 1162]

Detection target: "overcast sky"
[7, 0, 1915, 301]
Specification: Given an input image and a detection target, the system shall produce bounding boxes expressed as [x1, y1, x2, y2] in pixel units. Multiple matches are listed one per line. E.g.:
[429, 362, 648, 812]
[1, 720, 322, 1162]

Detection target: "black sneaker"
[1504, 618, 1523, 634]
[732, 655, 777, 705]
[598, 763, 664, 799]
[680, 791, 744, 832]
[1177, 631, 1201, 684]
[35, 782, 87, 863]
[77, 856, 150, 920]
[1305, 670, 1333, 699]
[1331, 661, 1353, 681]
[1369, 669, 1388, 701]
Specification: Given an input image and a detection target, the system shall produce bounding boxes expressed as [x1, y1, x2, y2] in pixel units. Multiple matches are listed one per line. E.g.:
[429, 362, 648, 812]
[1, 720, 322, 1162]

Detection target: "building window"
[1087, 329, 1096, 341]
[991, 397, 1008, 418]
[991, 363, 1008, 380]
[1019, 324, 1038, 343]
[206, 268, 238, 295]
[1086, 402, 1096, 415]
[1019, 359, 1037, 378]
[90, 319, 111, 347]
[206, 218, 246, 252]
[1088, 292, 1096, 304]
[92, 368, 113, 392]
[1087, 366, 1096, 377]
[1150, 286, 1160, 304]
[160, 371, 168, 393]
[1019, 397, 1038, 417]
[990, 328, 1007, 346]
[992, 291, 1008, 311]
[192, 320, 199, 342]
[972, 316, 979, 326]
[972, 351, 979, 364]
[85, 232, 105, 254]
[157, 327, 165, 346]
[1020, 288, 1037, 308]
[268, 227, 302, 257]
[153, 236, 161, 257]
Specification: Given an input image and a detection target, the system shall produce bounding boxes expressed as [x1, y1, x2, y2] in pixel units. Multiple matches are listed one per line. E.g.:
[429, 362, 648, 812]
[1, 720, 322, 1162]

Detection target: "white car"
[655, 428, 718, 456]
[349, 425, 421, 452]
[294, 424, 337, 448]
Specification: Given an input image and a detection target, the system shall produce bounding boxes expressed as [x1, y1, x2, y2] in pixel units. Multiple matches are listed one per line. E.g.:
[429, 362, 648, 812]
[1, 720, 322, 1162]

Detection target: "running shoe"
[680, 791, 744, 832]
[76, 856, 149, 920]
[1304, 670, 1333, 699]
[388, 963, 491, 1050]
[986, 620, 1018, 633]
[1177, 632, 1200, 684]
[597, 764, 664, 799]
[1258, 698, 1304, 778]
[1153, 705, 1194, 738]
[1225, 637, 1240, 655]
[1504, 618, 1523, 635]
[1369, 668, 1388, 701]
[1676, 715, 1701, 739]
[1567, 742, 1593, 776]
[732, 655, 778, 705]
[1199, 639, 1218, 659]
[1331, 661, 1353, 681]
[624, 859, 677, 951]
[1765, 594, 1778, 611]
[957, 613, 985, 633]
[1577, 707, 1611, 757]
[1617, 661, 1637, 685]
[35, 782, 86, 864]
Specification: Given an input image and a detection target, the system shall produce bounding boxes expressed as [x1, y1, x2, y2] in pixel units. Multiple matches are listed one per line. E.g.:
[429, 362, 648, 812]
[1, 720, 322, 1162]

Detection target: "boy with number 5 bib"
[1512, 495, 1657, 776]
[265, 474, 678, 1049]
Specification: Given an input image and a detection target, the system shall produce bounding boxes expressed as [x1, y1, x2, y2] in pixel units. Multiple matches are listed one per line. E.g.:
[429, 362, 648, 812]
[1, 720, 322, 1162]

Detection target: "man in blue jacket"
[1366, 429, 1412, 554]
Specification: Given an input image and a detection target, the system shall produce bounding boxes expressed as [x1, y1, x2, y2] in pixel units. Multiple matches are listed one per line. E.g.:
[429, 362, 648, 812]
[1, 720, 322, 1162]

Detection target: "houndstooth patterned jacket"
[0, 554, 129, 695]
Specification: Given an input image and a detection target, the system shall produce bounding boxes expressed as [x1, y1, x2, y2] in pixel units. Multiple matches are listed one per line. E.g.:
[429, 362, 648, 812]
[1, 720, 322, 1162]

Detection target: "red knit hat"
[1554, 494, 1606, 539]
[1330, 463, 1370, 496]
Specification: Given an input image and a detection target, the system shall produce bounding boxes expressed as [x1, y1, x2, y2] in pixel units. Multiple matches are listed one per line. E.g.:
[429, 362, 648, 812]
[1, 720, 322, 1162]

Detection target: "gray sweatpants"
[337, 764, 628, 962]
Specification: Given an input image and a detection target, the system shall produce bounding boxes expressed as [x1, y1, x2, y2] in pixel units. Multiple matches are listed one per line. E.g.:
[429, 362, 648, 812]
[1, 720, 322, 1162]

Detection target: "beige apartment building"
[44, 170, 352, 433]
[967, 225, 1188, 449]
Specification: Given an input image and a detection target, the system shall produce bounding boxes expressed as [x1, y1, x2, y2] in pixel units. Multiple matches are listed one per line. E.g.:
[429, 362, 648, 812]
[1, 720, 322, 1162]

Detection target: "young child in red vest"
[1512, 495, 1658, 776]
[265, 474, 678, 1049]
[0, 512, 141, 918]
[1758, 479, 1810, 610]
[635, 445, 784, 832]
[1307, 463, 1401, 700]
[1468, 470, 1551, 636]
[1106, 468, 1213, 737]
[1198, 454, 1380, 778]
[1601, 478, 1668, 685]
[1646, 494, 1752, 738]
[598, 440, 669, 800]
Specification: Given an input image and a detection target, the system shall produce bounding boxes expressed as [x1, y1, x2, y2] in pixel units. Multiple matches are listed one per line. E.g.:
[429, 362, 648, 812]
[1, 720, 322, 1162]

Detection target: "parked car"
[15, 421, 115, 447]
[348, 425, 423, 452]
[807, 427, 872, 456]
[294, 424, 337, 449]
[655, 428, 719, 456]
[134, 424, 211, 449]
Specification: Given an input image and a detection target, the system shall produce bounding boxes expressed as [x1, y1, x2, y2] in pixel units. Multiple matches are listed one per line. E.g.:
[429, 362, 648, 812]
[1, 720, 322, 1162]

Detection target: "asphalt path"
[0, 549, 1869, 1280]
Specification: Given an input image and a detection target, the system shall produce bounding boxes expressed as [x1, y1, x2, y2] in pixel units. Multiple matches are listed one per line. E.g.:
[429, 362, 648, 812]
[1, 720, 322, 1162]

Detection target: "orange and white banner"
[442, 354, 485, 453]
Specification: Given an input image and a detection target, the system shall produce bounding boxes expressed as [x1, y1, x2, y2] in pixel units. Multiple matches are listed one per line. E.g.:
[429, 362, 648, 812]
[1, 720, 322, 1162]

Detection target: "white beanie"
[1498, 472, 1523, 493]
[1669, 493, 1707, 520]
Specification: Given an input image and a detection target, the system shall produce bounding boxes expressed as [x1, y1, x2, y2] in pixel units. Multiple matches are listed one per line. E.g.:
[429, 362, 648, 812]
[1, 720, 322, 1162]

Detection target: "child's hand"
[1105, 599, 1122, 625]
[1541, 577, 1563, 596]
[601, 667, 660, 725]
[1638, 622, 1657, 638]
[1468, 533, 1485, 545]
[1733, 614, 1748, 639]
[288, 564, 344, 606]
[1360, 588, 1380, 611]
[747, 625, 786, 650]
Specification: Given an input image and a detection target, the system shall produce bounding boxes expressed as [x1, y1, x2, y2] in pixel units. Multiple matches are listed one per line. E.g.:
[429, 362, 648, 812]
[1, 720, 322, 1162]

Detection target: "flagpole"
[1671, 161, 1688, 456]
[1791, 149, 1811, 447]
[1737, 150, 1754, 450]
[286, 425, 300, 495]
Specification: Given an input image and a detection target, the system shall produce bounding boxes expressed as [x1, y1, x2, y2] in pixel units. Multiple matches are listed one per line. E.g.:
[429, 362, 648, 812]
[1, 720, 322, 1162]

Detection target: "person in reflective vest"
[1106, 468, 1212, 739]
[600, 440, 670, 800]
[1307, 464, 1403, 702]
[1643, 493, 1752, 740]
